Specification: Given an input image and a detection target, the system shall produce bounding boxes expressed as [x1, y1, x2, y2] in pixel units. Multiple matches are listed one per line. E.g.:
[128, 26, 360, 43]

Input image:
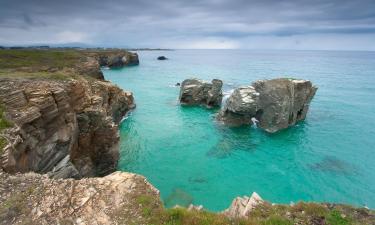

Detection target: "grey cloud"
[0, 0, 374, 50]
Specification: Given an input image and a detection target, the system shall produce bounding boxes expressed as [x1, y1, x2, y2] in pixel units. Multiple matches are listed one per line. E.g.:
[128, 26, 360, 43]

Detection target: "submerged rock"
[179, 78, 223, 108]
[218, 78, 317, 132]
[165, 188, 193, 208]
[157, 56, 168, 60]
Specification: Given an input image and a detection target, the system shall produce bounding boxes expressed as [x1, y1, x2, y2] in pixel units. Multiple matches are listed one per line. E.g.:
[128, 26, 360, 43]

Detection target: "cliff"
[0, 49, 136, 178]
[1, 169, 373, 225]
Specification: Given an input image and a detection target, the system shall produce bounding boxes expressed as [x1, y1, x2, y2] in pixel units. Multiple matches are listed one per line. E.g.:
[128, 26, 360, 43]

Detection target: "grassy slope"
[0, 48, 126, 80]
[130, 193, 374, 225]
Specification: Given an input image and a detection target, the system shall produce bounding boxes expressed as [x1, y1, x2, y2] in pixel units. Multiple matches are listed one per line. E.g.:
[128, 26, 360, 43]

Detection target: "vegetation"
[0, 186, 36, 224]
[129, 194, 374, 225]
[0, 104, 12, 152]
[0, 49, 82, 69]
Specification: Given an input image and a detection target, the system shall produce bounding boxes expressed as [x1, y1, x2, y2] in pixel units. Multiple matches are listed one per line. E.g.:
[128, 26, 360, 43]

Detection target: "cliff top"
[0, 48, 137, 80]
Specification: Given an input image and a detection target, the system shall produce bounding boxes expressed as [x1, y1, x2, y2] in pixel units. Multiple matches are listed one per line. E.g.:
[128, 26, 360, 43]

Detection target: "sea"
[103, 49, 375, 211]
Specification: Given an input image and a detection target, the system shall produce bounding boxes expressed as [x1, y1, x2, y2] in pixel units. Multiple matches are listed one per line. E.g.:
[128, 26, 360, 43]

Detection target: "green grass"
[129, 200, 373, 225]
[0, 70, 77, 80]
[0, 49, 81, 70]
[326, 210, 351, 225]
[0, 104, 12, 152]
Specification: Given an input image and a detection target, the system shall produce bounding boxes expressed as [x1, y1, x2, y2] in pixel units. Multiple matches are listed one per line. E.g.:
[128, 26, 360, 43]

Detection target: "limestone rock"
[179, 78, 223, 108]
[223, 192, 264, 218]
[218, 78, 317, 132]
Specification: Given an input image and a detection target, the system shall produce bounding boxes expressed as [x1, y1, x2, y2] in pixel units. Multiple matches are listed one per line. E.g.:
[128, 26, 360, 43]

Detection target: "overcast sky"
[1, 0, 375, 50]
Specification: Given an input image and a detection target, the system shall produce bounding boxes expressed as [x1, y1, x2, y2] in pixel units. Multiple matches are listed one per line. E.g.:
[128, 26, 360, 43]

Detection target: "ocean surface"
[104, 50, 375, 211]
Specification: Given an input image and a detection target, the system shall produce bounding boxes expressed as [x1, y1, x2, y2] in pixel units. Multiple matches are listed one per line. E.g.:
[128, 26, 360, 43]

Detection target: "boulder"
[218, 78, 317, 132]
[179, 78, 223, 108]
[157, 56, 168, 60]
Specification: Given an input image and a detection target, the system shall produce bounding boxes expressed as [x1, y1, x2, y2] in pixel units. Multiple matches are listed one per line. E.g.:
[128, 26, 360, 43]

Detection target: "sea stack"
[99, 51, 139, 67]
[179, 78, 223, 108]
[217, 78, 317, 133]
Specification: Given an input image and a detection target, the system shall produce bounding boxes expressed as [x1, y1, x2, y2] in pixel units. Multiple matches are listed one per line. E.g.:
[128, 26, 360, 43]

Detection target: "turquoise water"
[104, 50, 375, 211]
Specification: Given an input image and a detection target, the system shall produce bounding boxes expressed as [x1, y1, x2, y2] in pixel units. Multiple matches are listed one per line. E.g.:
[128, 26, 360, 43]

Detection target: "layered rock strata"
[218, 78, 317, 132]
[179, 78, 223, 108]
[0, 77, 135, 178]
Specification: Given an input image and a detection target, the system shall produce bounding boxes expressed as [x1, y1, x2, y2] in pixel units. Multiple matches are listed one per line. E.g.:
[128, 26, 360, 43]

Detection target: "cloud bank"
[0, 0, 375, 50]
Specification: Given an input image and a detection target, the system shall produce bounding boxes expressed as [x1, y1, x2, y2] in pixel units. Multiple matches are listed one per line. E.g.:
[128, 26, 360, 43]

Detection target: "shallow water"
[104, 50, 375, 211]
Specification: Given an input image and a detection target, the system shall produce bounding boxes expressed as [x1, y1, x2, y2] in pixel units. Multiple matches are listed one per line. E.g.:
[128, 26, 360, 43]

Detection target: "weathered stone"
[218, 78, 317, 132]
[0, 170, 161, 225]
[47, 155, 81, 179]
[222, 192, 264, 218]
[179, 78, 223, 108]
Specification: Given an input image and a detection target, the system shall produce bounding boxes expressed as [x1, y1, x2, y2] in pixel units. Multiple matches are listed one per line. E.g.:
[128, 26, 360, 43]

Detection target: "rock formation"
[0, 77, 135, 178]
[98, 52, 139, 68]
[222, 192, 264, 218]
[157, 56, 168, 60]
[179, 78, 223, 108]
[0, 170, 161, 225]
[218, 78, 317, 132]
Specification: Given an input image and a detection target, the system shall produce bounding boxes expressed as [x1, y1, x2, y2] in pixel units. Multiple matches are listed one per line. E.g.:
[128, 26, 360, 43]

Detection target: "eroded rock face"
[179, 78, 223, 108]
[0, 170, 161, 225]
[98, 52, 139, 68]
[218, 78, 317, 132]
[0, 77, 135, 178]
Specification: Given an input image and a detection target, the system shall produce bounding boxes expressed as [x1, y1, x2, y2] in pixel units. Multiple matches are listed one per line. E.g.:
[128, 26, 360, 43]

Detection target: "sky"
[0, 0, 375, 50]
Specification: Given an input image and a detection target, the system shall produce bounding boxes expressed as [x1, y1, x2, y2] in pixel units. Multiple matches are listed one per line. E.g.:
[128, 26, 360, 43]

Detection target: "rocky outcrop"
[157, 56, 168, 60]
[222, 192, 264, 218]
[179, 78, 223, 108]
[98, 52, 139, 68]
[218, 78, 317, 132]
[0, 170, 161, 225]
[0, 77, 135, 178]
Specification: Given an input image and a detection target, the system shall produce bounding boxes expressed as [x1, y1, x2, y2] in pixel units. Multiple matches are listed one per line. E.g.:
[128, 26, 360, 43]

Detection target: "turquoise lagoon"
[104, 50, 375, 211]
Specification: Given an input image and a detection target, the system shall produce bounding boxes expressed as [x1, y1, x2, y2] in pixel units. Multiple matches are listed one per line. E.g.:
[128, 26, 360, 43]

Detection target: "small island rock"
[157, 56, 168, 60]
[99, 52, 139, 68]
[179, 78, 223, 108]
[218, 78, 317, 132]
